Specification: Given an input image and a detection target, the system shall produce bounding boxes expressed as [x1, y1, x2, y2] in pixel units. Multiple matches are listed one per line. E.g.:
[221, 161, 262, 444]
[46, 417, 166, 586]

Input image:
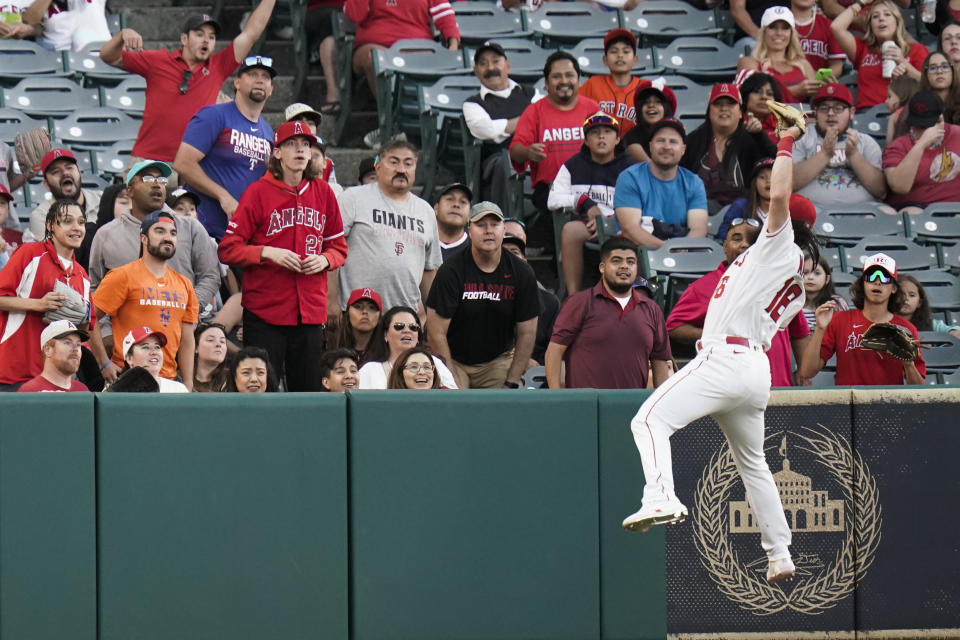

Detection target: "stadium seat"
[844, 235, 938, 273]
[907, 203, 960, 246]
[67, 41, 130, 84]
[452, 2, 531, 44]
[93, 139, 134, 177]
[910, 270, 960, 312]
[622, 1, 723, 46]
[568, 39, 660, 77]
[707, 204, 729, 238]
[645, 236, 723, 308]
[941, 368, 960, 385]
[654, 37, 744, 81]
[0, 40, 66, 81]
[831, 269, 856, 306]
[371, 40, 470, 144]
[106, 12, 122, 35]
[820, 244, 845, 272]
[526, 2, 620, 48]
[523, 365, 547, 388]
[418, 76, 483, 195]
[810, 369, 835, 387]
[53, 107, 140, 150]
[851, 104, 890, 142]
[465, 39, 555, 83]
[66, 147, 94, 175]
[0, 107, 44, 144]
[814, 202, 905, 246]
[102, 76, 146, 115]
[3, 76, 98, 117]
[918, 331, 960, 373]
[659, 75, 711, 113]
[330, 11, 356, 146]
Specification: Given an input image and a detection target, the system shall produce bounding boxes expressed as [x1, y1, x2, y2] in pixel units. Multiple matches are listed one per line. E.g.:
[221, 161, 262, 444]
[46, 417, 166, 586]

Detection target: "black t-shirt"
[427, 248, 540, 365]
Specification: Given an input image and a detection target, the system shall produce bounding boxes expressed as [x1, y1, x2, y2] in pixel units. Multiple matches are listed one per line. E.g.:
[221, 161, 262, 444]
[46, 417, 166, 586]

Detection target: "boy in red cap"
[579, 28, 642, 137]
[219, 120, 348, 391]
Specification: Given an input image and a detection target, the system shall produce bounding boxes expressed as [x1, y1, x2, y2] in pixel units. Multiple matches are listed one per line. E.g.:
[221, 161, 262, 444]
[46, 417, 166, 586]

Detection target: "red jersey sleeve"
[0, 244, 33, 296]
[218, 186, 267, 267]
[907, 42, 929, 71]
[211, 40, 240, 75]
[429, 0, 460, 41]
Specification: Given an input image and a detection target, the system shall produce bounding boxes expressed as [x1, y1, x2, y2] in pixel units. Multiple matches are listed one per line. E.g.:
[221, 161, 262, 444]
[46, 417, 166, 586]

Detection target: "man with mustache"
[88, 161, 220, 355]
[510, 51, 600, 212]
[545, 236, 672, 389]
[174, 56, 276, 240]
[91, 211, 200, 388]
[98, 1, 277, 163]
[26, 149, 101, 243]
[463, 41, 537, 204]
[329, 140, 441, 324]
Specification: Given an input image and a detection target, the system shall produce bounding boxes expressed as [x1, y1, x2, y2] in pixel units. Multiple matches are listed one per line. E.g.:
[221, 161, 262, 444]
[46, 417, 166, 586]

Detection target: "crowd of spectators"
[2, 0, 960, 395]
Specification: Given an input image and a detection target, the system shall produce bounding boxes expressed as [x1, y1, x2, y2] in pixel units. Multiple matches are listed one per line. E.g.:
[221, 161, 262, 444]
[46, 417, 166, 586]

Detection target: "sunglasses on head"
[866, 269, 891, 284]
[243, 55, 273, 68]
[730, 217, 761, 228]
[393, 322, 420, 332]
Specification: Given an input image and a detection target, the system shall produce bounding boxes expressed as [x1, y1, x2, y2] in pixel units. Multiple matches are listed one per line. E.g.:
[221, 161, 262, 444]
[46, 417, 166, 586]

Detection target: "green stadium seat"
[452, 2, 531, 44]
[0, 40, 66, 82]
[3, 76, 98, 117]
[53, 107, 140, 150]
[102, 76, 145, 115]
[844, 235, 938, 273]
[527, 2, 620, 48]
[918, 331, 960, 373]
[622, 1, 723, 46]
[655, 37, 743, 81]
[0, 107, 44, 144]
[814, 202, 905, 247]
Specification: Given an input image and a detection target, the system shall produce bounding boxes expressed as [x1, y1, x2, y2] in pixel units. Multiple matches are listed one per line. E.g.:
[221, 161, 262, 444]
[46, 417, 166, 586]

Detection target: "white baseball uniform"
[630, 216, 805, 561]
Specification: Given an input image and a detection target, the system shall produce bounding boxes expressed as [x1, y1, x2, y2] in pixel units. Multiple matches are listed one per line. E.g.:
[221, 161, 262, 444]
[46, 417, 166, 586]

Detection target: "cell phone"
[816, 68, 834, 83]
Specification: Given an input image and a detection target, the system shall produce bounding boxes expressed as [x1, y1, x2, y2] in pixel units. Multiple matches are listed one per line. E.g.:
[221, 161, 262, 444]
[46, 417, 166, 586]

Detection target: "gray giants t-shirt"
[792, 127, 882, 207]
[337, 183, 443, 310]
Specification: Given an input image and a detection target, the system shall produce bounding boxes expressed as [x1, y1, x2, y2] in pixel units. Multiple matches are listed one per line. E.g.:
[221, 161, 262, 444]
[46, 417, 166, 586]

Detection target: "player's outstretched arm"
[767, 124, 804, 232]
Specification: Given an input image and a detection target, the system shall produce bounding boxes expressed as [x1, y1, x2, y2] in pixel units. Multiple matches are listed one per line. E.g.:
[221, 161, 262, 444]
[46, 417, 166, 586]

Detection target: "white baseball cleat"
[622, 500, 688, 532]
[766, 556, 796, 585]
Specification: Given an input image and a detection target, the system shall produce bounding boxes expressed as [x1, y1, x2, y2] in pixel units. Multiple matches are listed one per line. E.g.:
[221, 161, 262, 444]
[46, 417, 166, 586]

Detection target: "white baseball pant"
[630, 340, 792, 560]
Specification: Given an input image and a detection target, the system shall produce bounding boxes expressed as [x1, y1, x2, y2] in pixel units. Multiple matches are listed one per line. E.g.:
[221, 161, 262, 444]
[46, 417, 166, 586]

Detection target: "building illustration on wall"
[729, 436, 845, 533]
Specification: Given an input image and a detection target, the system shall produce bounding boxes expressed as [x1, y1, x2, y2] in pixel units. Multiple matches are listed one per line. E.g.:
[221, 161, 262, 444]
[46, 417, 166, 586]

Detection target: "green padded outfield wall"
[349, 390, 602, 640]
[95, 394, 348, 640]
[0, 393, 96, 640]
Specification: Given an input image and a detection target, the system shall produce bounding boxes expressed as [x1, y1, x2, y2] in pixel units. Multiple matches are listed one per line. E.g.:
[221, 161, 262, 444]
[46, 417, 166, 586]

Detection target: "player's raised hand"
[814, 300, 836, 331]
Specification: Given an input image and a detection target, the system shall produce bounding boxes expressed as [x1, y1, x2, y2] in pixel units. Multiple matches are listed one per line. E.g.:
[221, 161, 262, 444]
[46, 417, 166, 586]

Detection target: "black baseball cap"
[649, 117, 686, 142]
[502, 232, 526, 253]
[357, 156, 377, 183]
[238, 55, 277, 78]
[182, 13, 221, 36]
[905, 90, 944, 128]
[433, 182, 473, 205]
[474, 41, 507, 65]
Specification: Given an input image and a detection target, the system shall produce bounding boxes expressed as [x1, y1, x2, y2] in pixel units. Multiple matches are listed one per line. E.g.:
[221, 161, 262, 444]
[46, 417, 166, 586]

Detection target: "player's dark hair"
[850, 271, 905, 313]
[378, 138, 420, 159]
[318, 347, 360, 388]
[600, 236, 639, 261]
[45, 198, 85, 240]
[222, 346, 279, 392]
[364, 305, 423, 364]
[738, 71, 783, 106]
[895, 274, 933, 330]
[792, 220, 819, 274]
[543, 50, 580, 80]
[805, 254, 839, 308]
[387, 345, 442, 390]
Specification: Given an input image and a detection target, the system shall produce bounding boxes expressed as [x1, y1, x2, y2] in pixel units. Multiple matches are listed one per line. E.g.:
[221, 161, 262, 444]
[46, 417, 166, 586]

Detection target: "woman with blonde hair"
[737, 6, 819, 102]
[831, 0, 929, 109]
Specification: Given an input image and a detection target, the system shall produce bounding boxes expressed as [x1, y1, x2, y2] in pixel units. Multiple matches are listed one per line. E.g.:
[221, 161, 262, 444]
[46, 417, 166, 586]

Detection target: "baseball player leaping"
[622, 101, 820, 586]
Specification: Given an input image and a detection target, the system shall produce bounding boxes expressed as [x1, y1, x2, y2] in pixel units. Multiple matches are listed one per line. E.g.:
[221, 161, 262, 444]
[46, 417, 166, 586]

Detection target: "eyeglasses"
[179, 69, 192, 95]
[927, 63, 952, 73]
[815, 104, 849, 115]
[866, 269, 891, 284]
[403, 362, 435, 373]
[730, 217, 761, 228]
[392, 322, 420, 332]
[139, 175, 169, 185]
[243, 55, 273, 68]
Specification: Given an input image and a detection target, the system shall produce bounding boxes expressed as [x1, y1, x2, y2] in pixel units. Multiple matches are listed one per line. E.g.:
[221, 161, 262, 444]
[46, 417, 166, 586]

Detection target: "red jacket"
[218, 173, 348, 326]
[345, 0, 460, 49]
[0, 240, 93, 384]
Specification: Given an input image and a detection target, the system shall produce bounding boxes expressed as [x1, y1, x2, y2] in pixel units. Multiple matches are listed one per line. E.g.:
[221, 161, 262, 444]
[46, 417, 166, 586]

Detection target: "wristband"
[776, 136, 795, 158]
[100, 360, 113, 371]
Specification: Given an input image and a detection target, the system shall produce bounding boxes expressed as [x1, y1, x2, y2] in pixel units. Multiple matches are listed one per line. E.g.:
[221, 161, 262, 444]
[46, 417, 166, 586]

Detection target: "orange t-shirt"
[92, 259, 200, 379]
[578, 75, 640, 137]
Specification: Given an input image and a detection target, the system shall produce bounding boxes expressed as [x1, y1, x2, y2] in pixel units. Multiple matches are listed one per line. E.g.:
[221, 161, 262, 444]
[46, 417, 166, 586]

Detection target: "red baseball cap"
[40, 149, 77, 175]
[347, 287, 382, 311]
[635, 79, 678, 117]
[0, 183, 12, 202]
[274, 121, 318, 147]
[789, 193, 817, 229]
[121, 326, 168, 356]
[709, 83, 742, 106]
[812, 83, 853, 108]
[603, 28, 637, 51]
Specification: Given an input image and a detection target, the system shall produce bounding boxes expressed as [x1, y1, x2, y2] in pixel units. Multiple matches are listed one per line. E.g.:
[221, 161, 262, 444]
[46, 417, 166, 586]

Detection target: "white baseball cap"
[862, 253, 897, 279]
[761, 5, 795, 29]
[40, 320, 88, 349]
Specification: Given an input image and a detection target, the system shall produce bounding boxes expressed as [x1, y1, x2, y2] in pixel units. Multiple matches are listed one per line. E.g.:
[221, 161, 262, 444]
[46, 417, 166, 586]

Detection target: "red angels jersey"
[702, 218, 806, 351]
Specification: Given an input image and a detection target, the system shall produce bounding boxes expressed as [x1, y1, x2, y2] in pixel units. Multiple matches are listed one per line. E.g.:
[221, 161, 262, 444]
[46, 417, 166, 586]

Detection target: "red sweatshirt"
[345, 0, 460, 49]
[218, 173, 348, 326]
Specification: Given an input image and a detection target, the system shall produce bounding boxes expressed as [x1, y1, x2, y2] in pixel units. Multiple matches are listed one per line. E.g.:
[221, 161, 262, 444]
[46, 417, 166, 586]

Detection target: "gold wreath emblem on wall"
[692, 425, 883, 615]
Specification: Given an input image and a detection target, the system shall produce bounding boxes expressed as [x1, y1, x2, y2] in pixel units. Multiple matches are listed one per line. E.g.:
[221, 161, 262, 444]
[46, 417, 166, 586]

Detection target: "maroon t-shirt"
[551, 281, 672, 389]
[18, 375, 88, 392]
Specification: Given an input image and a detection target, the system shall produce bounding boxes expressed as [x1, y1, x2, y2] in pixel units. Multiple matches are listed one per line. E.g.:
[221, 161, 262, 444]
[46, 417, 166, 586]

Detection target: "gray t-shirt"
[792, 127, 882, 206]
[337, 183, 442, 311]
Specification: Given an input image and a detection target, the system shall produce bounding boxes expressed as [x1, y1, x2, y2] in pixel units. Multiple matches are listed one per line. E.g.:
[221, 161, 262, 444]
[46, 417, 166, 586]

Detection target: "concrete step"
[125, 5, 214, 41]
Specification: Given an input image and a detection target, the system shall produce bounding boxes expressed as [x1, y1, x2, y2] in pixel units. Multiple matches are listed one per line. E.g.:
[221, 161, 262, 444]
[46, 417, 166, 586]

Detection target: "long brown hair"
[897, 274, 933, 330]
[267, 152, 320, 182]
[386, 345, 442, 390]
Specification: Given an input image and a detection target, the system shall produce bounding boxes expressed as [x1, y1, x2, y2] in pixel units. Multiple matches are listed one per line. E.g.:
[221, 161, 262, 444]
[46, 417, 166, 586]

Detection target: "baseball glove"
[766, 100, 807, 138]
[14, 127, 52, 173]
[861, 322, 919, 361]
[43, 280, 90, 326]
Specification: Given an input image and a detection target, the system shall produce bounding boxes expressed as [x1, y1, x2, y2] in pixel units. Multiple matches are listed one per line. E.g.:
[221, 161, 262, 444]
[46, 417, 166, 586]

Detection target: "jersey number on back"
[712, 275, 729, 299]
[765, 278, 803, 322]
